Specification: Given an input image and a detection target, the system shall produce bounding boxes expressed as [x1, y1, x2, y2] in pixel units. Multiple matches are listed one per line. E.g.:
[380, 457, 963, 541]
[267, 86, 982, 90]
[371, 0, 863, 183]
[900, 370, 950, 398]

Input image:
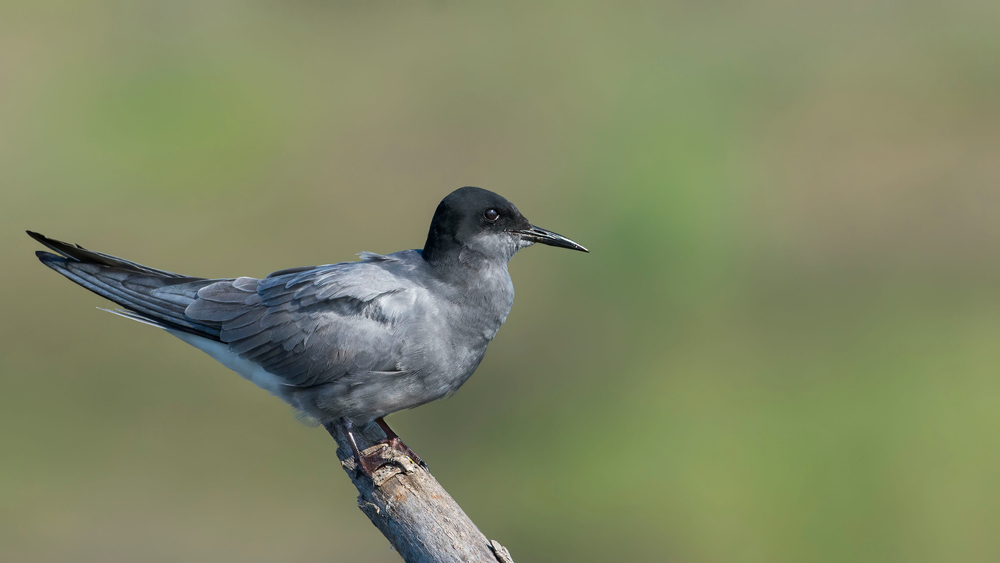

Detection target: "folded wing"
[31, 230, 426, 389]
[186, 254, 425, 387]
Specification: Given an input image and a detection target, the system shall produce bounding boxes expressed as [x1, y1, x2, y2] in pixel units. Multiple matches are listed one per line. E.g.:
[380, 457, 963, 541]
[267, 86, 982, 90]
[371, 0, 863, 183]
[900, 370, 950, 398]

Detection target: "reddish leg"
[325, 418, 385, 477]
[376, 417, 426, 468]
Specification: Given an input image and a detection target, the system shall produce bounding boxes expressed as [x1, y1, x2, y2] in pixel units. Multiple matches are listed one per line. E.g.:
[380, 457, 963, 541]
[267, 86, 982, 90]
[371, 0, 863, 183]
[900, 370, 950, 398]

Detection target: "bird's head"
[422, 186, 588, 265]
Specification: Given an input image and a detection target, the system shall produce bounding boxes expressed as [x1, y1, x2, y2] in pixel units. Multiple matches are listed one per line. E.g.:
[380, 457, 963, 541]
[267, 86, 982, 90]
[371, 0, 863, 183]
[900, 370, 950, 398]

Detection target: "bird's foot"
[327, 418, 399, 479]
[355, 447, 393, 477]
[375, 416, 428, 469]
[354, 441, 425, 479]
[379, 436, 427, 469]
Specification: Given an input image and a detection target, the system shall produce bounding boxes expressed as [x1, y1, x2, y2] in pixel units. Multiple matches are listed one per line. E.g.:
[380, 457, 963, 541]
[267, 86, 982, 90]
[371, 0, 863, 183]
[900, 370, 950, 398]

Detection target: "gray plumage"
[30, 187, 587, 431]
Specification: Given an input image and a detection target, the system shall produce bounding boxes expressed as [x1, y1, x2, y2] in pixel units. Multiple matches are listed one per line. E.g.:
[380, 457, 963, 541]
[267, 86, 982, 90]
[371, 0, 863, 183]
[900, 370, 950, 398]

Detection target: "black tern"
[29, 187, 587, 474]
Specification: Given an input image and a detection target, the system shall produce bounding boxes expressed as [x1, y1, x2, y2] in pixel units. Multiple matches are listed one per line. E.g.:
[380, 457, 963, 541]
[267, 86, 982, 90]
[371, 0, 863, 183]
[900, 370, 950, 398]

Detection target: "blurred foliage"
[2, 1, 1000, 562]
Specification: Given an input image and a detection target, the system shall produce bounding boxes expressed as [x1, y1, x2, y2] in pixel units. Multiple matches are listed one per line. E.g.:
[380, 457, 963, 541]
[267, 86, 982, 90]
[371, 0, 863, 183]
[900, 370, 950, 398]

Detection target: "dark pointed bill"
[515, 225, 589, 252]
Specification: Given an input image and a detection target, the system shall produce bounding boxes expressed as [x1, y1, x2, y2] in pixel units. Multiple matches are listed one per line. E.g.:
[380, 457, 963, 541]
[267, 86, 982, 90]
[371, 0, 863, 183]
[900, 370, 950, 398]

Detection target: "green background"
[2, 1, 999, 561]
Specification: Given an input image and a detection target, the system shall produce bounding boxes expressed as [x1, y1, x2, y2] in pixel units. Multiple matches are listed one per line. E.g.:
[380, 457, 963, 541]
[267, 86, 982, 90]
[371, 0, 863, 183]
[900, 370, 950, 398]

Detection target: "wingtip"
[27, 229, 62, 251]
[35, 250, 65, 266]
[26, 230, 93, 262]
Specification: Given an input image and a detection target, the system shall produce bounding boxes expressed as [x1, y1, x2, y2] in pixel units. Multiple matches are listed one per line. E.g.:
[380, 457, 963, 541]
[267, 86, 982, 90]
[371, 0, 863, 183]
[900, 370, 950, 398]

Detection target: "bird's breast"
[412, 264, 514, 382]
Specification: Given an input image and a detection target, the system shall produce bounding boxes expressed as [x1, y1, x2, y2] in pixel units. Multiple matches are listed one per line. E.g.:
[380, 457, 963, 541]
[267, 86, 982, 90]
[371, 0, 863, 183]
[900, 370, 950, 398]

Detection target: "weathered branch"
[326, 422, 515, 563]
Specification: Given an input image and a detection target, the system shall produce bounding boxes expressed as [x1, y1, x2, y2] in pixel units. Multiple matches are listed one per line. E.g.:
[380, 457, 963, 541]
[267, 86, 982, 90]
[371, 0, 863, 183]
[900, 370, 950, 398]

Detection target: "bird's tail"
[28, 231, 224, 340]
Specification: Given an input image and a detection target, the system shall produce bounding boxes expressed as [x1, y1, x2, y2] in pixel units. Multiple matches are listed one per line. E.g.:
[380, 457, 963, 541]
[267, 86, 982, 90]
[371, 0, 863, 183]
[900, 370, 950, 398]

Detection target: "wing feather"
[185, 251, 426, 388]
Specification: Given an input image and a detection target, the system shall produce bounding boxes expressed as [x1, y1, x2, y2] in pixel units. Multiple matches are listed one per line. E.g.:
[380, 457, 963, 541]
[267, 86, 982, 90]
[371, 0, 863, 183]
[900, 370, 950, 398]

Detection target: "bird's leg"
[375, 417, 426, 468]
[327, 418, 385, 477]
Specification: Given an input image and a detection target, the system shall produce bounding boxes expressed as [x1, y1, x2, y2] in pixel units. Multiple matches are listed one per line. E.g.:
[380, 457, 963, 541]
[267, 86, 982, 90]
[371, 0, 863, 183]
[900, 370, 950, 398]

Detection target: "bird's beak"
[515, 225, 589, 252]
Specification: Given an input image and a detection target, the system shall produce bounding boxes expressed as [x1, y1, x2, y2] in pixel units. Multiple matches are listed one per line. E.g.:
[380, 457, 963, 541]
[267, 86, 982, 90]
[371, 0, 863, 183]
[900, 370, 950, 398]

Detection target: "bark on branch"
[326, 422, 515, 563]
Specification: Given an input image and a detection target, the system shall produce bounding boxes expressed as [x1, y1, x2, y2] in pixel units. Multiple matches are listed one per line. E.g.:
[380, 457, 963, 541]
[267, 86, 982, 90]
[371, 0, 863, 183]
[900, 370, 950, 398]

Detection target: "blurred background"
[2, 1, 999, 561]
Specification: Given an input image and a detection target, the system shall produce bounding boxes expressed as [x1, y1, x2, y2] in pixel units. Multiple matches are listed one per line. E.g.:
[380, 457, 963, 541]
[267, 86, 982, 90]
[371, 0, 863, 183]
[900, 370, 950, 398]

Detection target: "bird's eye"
[484, 208, 500, 222]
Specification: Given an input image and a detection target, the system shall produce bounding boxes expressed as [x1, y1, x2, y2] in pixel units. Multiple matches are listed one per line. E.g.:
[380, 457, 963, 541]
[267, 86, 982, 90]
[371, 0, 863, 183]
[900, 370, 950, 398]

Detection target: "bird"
[29, 186, 588, 475]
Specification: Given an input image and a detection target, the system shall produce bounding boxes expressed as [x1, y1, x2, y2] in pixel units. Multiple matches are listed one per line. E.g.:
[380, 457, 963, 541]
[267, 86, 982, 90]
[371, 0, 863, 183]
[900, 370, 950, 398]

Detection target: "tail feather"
[99, 307, 179, 331]
[30, 231, 224, 340]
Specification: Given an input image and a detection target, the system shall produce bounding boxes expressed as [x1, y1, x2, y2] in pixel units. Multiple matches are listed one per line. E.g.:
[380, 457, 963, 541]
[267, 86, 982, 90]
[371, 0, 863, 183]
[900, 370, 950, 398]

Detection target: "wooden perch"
[325, 422, 515, 563]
